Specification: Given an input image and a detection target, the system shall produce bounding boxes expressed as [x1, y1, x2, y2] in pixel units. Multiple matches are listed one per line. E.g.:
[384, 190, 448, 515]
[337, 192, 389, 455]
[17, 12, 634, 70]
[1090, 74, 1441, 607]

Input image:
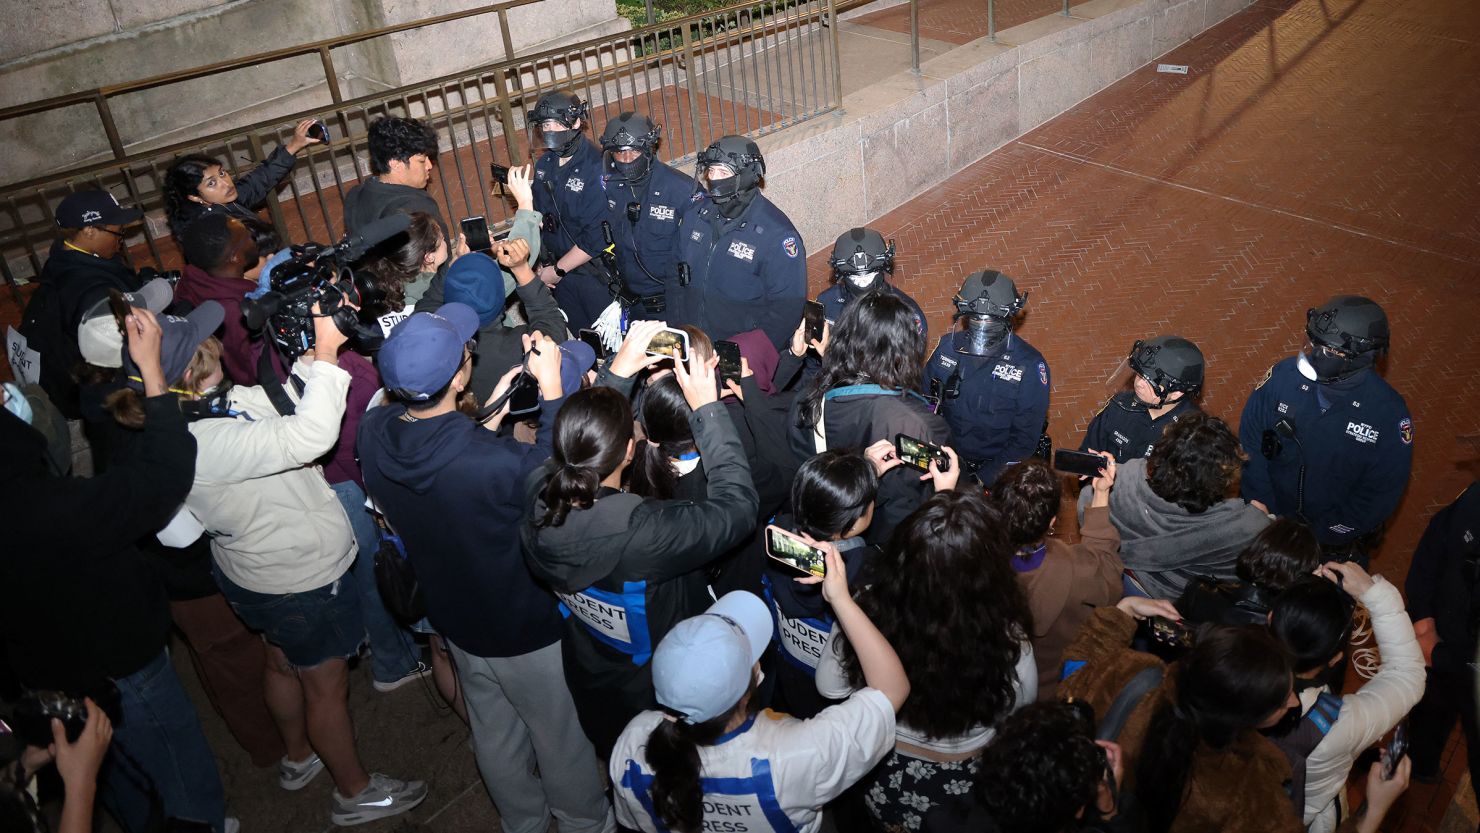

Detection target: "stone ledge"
[754, 0, 1253, 248]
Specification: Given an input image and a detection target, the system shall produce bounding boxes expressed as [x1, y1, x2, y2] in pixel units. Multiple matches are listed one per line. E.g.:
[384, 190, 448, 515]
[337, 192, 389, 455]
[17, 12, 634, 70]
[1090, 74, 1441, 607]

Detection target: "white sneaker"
[224, 819, 240, 833]
[331, 773, 428, 826]
[372, 661, 432, 693]
[278, 753, 325, 791]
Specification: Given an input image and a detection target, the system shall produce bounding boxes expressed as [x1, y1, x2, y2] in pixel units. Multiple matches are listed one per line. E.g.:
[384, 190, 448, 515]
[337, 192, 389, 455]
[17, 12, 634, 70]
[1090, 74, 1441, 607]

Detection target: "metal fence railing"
[0, 0, 843, 289]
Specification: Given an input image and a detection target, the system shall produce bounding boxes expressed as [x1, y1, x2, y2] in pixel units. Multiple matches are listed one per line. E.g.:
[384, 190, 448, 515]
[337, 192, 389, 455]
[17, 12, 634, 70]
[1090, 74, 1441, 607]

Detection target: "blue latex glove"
[246, 249, 293, 299]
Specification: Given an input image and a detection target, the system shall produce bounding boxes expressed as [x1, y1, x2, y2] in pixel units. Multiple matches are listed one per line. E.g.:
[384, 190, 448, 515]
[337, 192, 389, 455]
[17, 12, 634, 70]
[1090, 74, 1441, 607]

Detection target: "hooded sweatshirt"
[358, 392, 566, 658]
[1081, 457, 1269, 599]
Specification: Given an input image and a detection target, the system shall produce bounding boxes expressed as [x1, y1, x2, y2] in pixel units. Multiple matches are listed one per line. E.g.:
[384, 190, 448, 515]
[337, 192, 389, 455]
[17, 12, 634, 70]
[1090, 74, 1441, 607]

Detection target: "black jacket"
[787, 382, 950, 546]
[19, 241, 145, 417]
[0, 395, 194, 692]
[342, 177, 450, 308]
[358, 392, 567, 659]
[520, 401, 758, 737]
[466, 278, 566, 401]
[170, 146, 298, 235]
[1405, 480, 1480, 671]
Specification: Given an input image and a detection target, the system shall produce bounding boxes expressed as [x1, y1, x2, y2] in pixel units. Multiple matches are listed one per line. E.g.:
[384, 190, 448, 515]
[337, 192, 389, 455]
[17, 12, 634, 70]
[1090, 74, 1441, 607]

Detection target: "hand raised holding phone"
[673, 350, 719, 410]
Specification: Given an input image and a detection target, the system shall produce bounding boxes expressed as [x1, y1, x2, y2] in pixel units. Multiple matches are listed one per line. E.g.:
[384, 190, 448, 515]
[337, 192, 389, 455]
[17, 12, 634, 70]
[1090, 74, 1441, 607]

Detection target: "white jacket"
[1303, 576, 1426, 832]
[185, 360, 355, 595]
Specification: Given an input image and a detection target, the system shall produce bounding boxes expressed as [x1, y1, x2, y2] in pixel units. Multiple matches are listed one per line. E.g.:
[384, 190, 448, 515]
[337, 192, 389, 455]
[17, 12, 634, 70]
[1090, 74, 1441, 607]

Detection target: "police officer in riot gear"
[669, 135, 806, 349]
[1239, 295, 1413, 565]
[922, 270, 1049, 484]
[530, 90, 612, 332]
[818, 227, 926, 339]
[1081, 336, 1204, 463]
[599, 112, 695, 321]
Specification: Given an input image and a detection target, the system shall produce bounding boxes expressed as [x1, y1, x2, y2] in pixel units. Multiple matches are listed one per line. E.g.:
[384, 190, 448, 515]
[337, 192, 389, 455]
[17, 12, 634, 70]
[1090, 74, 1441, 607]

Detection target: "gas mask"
[1301, 344, 1373, 384]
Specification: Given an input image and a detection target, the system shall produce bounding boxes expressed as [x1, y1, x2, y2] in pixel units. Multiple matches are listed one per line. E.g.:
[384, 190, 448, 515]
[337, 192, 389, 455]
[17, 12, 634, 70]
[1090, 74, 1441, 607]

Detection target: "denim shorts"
[213, 565, 365, 668]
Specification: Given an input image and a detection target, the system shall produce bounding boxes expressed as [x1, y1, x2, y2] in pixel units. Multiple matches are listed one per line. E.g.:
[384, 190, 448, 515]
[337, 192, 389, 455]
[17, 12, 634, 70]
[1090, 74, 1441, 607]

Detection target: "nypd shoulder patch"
[1399, 417, 1413, 445]
[782, 237, 798, 258]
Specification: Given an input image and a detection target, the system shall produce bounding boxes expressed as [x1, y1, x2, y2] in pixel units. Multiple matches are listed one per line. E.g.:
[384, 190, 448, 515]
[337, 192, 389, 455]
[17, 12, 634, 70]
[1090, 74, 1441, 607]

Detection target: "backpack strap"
[1096, 665, 1165, 743]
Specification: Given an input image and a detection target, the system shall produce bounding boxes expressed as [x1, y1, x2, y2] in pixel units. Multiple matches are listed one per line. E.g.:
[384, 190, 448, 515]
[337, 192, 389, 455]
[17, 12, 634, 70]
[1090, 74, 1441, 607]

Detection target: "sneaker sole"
[371, 666, 432, 694]
[330, 791, 428, 826]
[280, 760, 325, 791]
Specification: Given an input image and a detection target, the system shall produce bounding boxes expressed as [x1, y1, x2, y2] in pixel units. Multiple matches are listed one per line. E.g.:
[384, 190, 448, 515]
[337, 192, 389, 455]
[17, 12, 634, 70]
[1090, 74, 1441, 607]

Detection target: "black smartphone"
[895, 433, 950, 473]
[1055, 448, 1109, 478]
[490, 162, 511, 185]
[715, 340, 742, 385]
[107, 288, 132, 326]
[461, 216, 493, 254]
[577, 328, 606, 360]
[803, 299, 825, 343]
[306, 120, 330, 142]
[507, 372, 541, 417]
[646, 327, 690, 363]
[1146, 615, 1193, 650]
[765, 525, 827, 578]
[1382, 721, 1408, 780]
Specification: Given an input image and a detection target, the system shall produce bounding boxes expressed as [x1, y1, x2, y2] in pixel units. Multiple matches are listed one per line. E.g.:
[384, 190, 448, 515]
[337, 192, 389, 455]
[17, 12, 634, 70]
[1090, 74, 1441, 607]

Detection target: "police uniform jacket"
[521, 402, 759, 749]
[670, 191, 807, 348]
[533, 138, 608, 264]
[923, 332, 1050, 484]
[602, 160, 696, 300]
[1080, 391, 1200, 463]
[1239, 358, 1413, 546]
[1404, 481, 1480, 672]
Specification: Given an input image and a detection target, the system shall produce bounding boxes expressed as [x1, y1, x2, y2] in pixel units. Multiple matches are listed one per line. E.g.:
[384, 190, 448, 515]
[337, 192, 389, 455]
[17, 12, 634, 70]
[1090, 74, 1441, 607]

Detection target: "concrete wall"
[756, 0, 1253, 249]
[0, 0, 627, 185]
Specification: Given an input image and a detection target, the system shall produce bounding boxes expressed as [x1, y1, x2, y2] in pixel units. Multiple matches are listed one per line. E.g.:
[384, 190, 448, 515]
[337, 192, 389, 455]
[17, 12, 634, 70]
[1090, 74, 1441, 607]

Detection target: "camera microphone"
[333, 213, 413, 262]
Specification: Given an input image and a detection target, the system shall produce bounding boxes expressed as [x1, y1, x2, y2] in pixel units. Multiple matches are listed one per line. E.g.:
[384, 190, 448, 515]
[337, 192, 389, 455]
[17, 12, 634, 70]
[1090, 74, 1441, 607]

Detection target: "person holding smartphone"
[609, 577, 908, 833]
[1268, 561, 1424, 832]
[521, 340, 760, 757]
[163, 118, 324, 238]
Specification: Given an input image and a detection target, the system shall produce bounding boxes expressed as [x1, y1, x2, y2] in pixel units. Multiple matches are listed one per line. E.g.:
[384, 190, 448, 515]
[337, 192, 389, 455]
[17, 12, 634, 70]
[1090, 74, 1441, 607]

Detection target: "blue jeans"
[331, 479, 419, 683]
[100, 650, 227, 833]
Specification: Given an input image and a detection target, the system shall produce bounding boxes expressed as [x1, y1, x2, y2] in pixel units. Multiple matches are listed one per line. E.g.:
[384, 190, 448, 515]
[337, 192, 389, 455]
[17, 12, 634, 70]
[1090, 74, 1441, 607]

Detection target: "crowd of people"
[1, 86, 1469, 833]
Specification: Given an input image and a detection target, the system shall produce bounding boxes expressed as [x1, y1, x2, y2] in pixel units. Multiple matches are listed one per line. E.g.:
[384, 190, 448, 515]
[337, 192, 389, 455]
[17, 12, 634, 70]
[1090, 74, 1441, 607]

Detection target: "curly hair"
[1144, 411, 1242, 513]
[538, 386, 634, 528]
[971, 702, 1105, 833]
[163, 153, 223, 237]
[991, 458, 1062, 549]
[367, 116, 440, 175]
[838, 490, 1032, 739]
[797, 292, 925, 430]
[354, 212, 443, 318]
[1235, 517, 1321, 592]
[1136, 625, 1292, 833]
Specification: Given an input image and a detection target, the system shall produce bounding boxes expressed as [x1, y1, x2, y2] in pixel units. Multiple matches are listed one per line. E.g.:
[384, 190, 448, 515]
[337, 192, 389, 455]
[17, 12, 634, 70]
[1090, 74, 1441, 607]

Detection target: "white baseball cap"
[76, 278, 174, 368]
[652, 591, 773, 723]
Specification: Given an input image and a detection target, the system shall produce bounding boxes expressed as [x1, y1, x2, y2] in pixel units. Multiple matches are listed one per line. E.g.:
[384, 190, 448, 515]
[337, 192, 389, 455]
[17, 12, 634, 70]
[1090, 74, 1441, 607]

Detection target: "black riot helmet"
[697, 135, 764, 203]
[829, 227, 895, 297]
[530, 91, 589, 157]
[952, 270, 1027, 321]
[1129, 336, 1205, 406]
[600, 112, 661, 184]
[1304, 295, 1389, 383]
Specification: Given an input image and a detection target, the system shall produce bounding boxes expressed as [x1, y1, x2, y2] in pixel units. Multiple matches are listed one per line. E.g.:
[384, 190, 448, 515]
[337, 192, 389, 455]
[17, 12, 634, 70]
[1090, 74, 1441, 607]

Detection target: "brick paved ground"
[7, 0, 1480, 828]
[808, 0, 1480, 827]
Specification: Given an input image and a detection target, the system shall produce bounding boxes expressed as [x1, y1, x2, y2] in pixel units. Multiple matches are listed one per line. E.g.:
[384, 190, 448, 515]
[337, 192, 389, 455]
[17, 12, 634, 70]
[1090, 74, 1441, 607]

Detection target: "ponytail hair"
[646, 677, 758, 833]
[1136, 625, 1292, 833]
[538, 386, 633, 528]
[630, 374, 695, 500]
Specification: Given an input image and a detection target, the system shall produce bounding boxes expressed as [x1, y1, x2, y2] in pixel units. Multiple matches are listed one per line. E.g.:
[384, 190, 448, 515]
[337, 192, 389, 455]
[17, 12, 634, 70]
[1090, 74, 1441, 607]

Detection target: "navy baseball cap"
[443, 252, 503, 328]
[380, 303, 481, 400]
[121, 302, 225, 390]
[55, 189, 143, 228]
[558, 338, 596, 393]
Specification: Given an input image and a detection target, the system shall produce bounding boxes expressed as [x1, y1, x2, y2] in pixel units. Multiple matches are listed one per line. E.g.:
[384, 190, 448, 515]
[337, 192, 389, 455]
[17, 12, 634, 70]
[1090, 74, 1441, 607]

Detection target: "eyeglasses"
[92, 227, 126, 238]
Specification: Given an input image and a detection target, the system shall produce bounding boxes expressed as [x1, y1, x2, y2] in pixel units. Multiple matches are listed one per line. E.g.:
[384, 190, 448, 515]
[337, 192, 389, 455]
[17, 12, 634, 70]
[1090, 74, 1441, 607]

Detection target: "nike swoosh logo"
[360, 797, 394, 807]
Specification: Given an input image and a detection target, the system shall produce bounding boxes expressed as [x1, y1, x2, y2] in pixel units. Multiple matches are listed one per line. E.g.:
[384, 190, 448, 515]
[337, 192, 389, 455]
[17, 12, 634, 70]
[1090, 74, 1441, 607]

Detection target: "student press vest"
[554, 493, 659, 664]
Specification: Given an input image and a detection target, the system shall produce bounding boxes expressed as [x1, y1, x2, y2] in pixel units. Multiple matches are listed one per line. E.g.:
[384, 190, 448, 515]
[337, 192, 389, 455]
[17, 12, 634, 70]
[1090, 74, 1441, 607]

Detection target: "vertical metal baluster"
[462, 79, 493, 221]
[680, 22, 705, 152]
[442, 82, 474, 223]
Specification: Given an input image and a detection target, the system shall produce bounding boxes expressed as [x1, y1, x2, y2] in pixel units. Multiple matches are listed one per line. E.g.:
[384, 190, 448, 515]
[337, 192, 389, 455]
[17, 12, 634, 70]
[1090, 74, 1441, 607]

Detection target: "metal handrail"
[0, 0, 547, 123]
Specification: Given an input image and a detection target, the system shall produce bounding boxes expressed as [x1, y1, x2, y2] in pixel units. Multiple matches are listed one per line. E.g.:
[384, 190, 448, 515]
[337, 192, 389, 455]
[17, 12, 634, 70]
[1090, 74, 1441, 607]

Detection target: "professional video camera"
[242, 214, 411, 356]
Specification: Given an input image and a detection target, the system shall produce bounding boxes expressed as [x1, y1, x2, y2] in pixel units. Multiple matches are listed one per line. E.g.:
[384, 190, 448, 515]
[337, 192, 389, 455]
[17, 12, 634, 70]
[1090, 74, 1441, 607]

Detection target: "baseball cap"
[558, 338, 596, 394]
[379, 303, 481, 400]
[77, 279, 175, 368]
[652, 591, 773, 723]
[55, 189, 143, 228]
[443, 252, 504, 328]
[121, 301, 225, 390]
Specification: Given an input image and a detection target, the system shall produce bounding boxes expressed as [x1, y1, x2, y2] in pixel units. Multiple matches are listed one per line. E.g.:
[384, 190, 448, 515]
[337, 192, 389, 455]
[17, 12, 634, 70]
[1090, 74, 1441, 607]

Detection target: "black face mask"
[1306, 345, 1373, 384]
[611, 154, 650, 182]
[708, 176, 741, 204]
[956, 315, 1010, 356]
[541, 128, 579, 157]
